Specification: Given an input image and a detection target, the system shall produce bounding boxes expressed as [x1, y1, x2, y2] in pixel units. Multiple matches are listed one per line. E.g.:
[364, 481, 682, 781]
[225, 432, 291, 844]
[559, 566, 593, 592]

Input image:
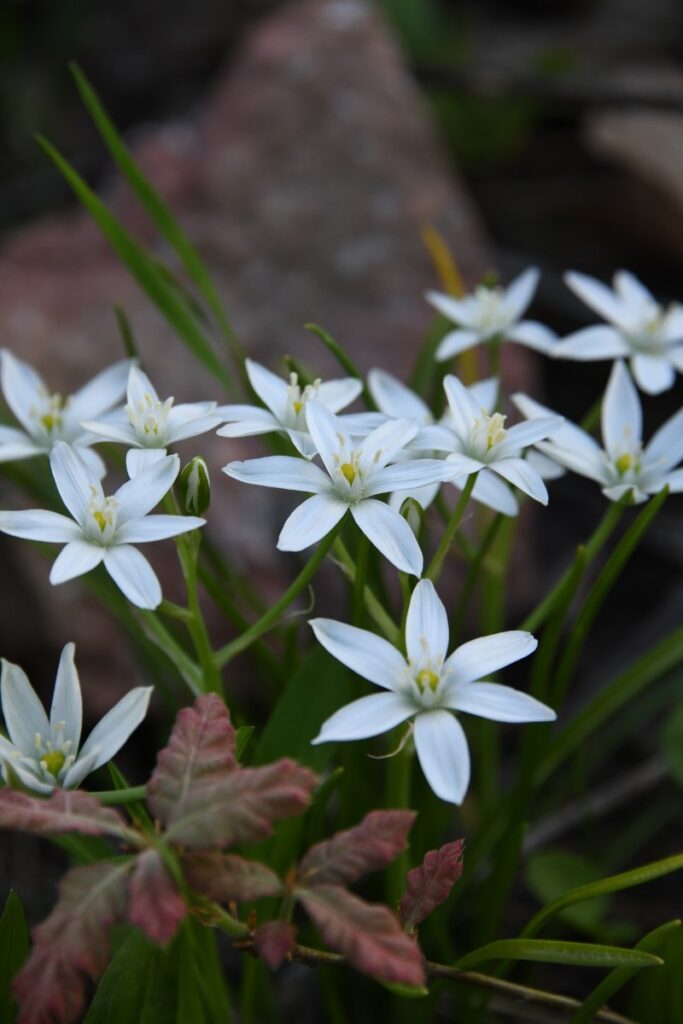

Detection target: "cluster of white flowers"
[0, 265, 680, 803]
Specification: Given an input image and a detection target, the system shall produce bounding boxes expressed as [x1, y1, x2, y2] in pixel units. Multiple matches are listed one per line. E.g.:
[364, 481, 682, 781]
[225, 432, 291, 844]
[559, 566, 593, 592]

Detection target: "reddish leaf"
[127, 850, 187, 945]
[184, 852, 283, 902]
[147, 693, 237, 830]
[0, 789, 131, 840]
[298, 810, 415, 888]
[254, 921, 297, 969]
[298, 885, 425, 987]
[13, 861, 130, 1024]
[399, 840, 464, 934]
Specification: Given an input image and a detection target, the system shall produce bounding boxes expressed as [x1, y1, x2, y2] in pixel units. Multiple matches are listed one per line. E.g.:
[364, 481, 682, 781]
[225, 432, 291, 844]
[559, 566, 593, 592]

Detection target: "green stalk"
[95, 785, 147, 805]
[425, 474, 477, 583]
[332, 537, 400, 643]
[177, 532, 223, 696]
[450, 512, 505, 643]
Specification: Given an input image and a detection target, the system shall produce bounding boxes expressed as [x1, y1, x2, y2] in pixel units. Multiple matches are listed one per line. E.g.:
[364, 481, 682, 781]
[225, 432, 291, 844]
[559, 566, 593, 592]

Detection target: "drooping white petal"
[444, 630, 537, 687]
[49, 643, 82, 751]
[644, 407, 683, 472]
[507, 320, 557, 354]
[470, 469, 519, 515]
[364, 459, 450, 498]
[103, 545, 162, 609]
[125, 448, 168, 478]
[631, 354, 675, 395]
[72, 686, 153, 777]
[49, 541, 105, 584]
[310, 618, 407, 691]
[414, 710, 470, 804]
[216, 405, 280, 436]
[224, 455, 329, 493]
[435, 329, 481, 361]
[312, 692, 415, 743]
[405, 579, 449, 667]
[367, 369, 431, 423]
[2, 757, 54, 795]
[496, 415, 564, 457]
[316, 378, 364, 412]
[491, 458, 549, 504]
[565, 271, 629, 328]
[0, 509, 82, 543]
[350, 499, 423, 576]
[554, 326, 629, 360]
[277, 494, 347, 551]
[357, 418, 417, 473]
[50, 441, 98, 528]
[503, 267, 539, 320]
[0, 659, 51, 755]
[117, 514, 205, 544]
[67, 360, 133, 420]
[0, 349, 46, 435]
[115, 454, 180, 523]
[245, 359, 289, 420]
[602, 361, 642, 461]
[444, 682, 556, 723]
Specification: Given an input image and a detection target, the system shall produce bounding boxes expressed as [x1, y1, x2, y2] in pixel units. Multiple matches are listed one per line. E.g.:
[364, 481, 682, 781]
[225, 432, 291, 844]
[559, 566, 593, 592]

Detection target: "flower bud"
[399, 496, 424, 537]
[177, 456, 211, 516]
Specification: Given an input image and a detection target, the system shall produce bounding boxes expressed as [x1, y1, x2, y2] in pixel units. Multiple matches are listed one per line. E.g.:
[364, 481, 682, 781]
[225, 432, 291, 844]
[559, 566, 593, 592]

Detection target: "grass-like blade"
[0, 891, 29, 1024]
[456, 938, 662, 971]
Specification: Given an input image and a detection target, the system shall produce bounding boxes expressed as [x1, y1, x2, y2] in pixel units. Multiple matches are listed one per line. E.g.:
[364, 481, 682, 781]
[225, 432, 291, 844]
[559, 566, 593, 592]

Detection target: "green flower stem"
[385, 739, 413, 908]
[176, 532, 223, 696]
[332, 537, 400, 644]
[450, 512, 505, 643]
[216, 525, 342, 668]
[351, 533, 370, 627]
[94, 785, 147, 805]
[425, 474, 477, 583]
[138, 609, 203, 697]
[521, 499, 625, 634]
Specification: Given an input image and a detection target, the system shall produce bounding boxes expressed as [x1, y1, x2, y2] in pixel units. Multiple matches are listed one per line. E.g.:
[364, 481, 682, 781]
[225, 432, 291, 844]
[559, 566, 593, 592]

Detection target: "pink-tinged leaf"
[13, 861, 130, 1024]
[298, 885, 425, 987]
[184, 852, 283, 902]
[399, 840, 464, 934]
[298, 810, 416, 888]
[127, 850, 187, 945]
[162, 757, 318, 849]
[0, 788, 132, 841]
[147, 693, 237, 830]
[254, 921, 297, 969]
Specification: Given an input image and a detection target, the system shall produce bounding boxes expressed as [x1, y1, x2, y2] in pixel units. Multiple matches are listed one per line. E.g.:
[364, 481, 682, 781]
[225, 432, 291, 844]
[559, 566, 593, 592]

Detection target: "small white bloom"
[412, 374, 563, 506]
[426, 268, 556, 362]
[557, 270, 683, 394]
[217, 359, 366, 458]
[368, 368, 518, 516]
[83, 366, 222, 477]
[224, 401, 451, 576]
[0, 642, 152, 795]
[311, 579, 554, 804]
[0, 443, 205, 609]
[513, 361, 683, 503]
[0, 349, 133, 477]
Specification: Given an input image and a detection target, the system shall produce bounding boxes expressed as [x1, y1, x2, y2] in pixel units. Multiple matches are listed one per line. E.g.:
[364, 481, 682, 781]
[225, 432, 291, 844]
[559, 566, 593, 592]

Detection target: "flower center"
[33, 726, 75, 782]
[31, 391, 66, 436]
[340, 462, 356, 485]
[416, 669, 440, 693]
[126, 391, 173, 444]
[473, 286, 506, 331]
[471, 410, 507, 457]
[286, 374, 321, 424]
[88, 489, 118, 544]
[42, 750, 66, 777]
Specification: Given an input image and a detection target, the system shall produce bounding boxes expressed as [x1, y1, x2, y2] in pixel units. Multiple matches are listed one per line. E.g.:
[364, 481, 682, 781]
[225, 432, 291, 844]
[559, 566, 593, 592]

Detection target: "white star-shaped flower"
[0, 349, 132, 477]
[217, 359, 366, 458]
[83, 366, 222, 476]
[0, 442, 205, 608]
[311, 579, 555, 804]
[224, 401, 451, 576]
[513, 361, 683, 504]
[412, 374, 563, 506]
[0, 643, 151, 795]
[556, 270, 683, 394]
[426, 268, 556, 362]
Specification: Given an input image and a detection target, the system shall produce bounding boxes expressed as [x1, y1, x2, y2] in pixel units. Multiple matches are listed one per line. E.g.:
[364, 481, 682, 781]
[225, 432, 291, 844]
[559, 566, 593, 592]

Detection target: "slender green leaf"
[235, 725, 255, 762]
[456, 938, 662, 971]
[628, 926, 683, 1023]
[661, 702, 683, 786]
[526, 851, 611, 935]
[0, 892, 29, 1024]
[305, 324, 375, 408]
[572, 920, 680, 1024]
[84, 927, 180, 1024]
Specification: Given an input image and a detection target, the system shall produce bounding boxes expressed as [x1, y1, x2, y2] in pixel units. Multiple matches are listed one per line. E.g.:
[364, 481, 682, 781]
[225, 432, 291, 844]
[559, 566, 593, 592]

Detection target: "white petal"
[117, 514, 204, 544]
[49, 643, 82, 751]
[125, 448, 168, 478]
[435, 329, 480, 361]
[443, 374, 484, 439]
[127, 366, 160, 407]
[444, 452, 486, 477]
[0, 425, 41, 461]
[405, 579, 449, 667]
[73, 686, 153, 776]
[497, 416, 564, 456]
[0, 509, 82, 543]
[216, 405, 280, 435]
[165, 406, 222, 443]
[631, 354, 675, 395]
[0, 349, 46, 435]
[2, 758, 54, 795]
[365, 459, 449, 497]
[662, 468, 683, 492]
[0, 658, 50, 755]
[49, 540, 105, 584]
[425, 290, 473, 325]
[470, 469, 519, 515]
[103, 545, 162, 609]
[357, 418, 418, 474]
[507, 320, 557, 354]
[305, 400, 352, 478]
[285, 429, 318, 458]
[61, 745, 101, 789]
[310, 618, 407, 691]
[50, 441, 99, 527]
[564, 270, 629, 328]
[350, 499, 423, 576]
[512, 392, 603, 463]
[339, 411, 387, 436]
[114, 454, 179, 523]
[445, 682, 555, 722]
[316, 378, 364, 412]
[245, 359, 289, 420]
[602, 361, 642, 461]
[76, 446, 107, 480]
[503, 267, 539, 320]
[645, 407, 683, 472]
[388, 481, 440, 514]
[277, 493, 347, 550]
[367, 369, 431, 422]
[68, 360, 133, 420]
[536, 441, 607, 485]
[414, 710, 470, 804]
[663, 310, 683, 344]
[81, 419, 138, 446]
[527, 450, 566, 481]
[603, 483, 645, 503]
[444, 630, 537, 686]
[312, 692, 415, 743]
[412, 425, 458, 453]
[225, 454, 329, 493]
[491, 458, 549, 505]
[467, 378, 499, 414]
[554, 326, 629, 360]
